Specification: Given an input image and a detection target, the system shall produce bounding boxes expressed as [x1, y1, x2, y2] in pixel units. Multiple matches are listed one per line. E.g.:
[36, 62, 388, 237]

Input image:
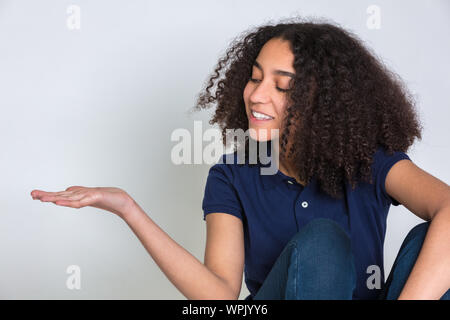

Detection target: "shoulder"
[207, 151, 263, 191]
[207, 151, 246, 183]
[370, 145, 411, 206]
[371, 145, 411, 176]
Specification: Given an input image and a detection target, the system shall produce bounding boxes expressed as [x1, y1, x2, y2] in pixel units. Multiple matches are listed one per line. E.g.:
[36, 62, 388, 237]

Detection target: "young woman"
[31, 18, 450, 300]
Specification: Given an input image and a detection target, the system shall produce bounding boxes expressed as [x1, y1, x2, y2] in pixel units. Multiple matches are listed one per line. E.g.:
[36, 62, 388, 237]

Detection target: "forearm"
[122, 200, 237, 300]
[398, 207, 450, 300]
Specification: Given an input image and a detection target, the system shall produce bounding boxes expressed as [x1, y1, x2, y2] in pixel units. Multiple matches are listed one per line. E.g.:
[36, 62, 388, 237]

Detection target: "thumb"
[65, 186, 83, 191]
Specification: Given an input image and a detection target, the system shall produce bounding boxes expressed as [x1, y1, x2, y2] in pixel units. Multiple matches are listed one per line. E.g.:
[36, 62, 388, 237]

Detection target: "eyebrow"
[253, 60, 295, 78]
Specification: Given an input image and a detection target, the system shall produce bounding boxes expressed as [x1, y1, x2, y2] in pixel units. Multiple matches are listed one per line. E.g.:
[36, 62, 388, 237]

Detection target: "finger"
[37, 191, 82, 201]
[54, 199, 82, 208]
[65, 186, 84, 192]
[54, 195, 92, 209]
[32, 186, 86, 198]
[32, 190, 77, 199]
[40, 192, 85, 202]
[31, 190, 48, 198]
[32, 190, 61, 197]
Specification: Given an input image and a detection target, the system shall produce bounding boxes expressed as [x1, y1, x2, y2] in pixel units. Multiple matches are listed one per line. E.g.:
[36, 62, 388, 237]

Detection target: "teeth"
[252, 110, 273, 120]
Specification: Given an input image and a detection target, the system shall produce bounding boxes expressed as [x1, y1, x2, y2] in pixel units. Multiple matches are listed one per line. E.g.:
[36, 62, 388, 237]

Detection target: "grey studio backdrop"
[0, 0, 449, 299]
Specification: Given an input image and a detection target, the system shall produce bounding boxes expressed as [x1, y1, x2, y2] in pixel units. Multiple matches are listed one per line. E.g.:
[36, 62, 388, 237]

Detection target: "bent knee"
[287, 218, 356, 286]
[408, 221, 430, 237]
[288, 218, 352, 253]
[401, 221, 430, 250]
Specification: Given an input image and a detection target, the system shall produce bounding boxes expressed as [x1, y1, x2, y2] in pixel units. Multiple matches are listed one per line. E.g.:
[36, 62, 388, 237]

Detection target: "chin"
[248, 126, 278, 142]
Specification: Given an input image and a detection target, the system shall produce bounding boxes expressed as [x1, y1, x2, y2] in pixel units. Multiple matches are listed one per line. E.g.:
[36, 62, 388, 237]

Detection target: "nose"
[249, 80, 271, 105]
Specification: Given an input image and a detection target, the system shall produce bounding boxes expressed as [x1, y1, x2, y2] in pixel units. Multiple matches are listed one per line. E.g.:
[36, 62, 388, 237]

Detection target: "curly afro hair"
[191, 16, 423, 200]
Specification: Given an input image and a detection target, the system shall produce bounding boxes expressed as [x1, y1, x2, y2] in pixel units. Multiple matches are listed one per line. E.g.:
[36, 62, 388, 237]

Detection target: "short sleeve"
[373, 147, 411, 206]
[202, 161, 244, 221]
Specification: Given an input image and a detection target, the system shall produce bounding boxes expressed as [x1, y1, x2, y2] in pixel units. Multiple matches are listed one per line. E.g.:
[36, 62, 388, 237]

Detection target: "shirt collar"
[248, 139, 309, 190]
[258, 154, 313, 190]
[259, 157, 300, 190]
[261, 170, 285, 190]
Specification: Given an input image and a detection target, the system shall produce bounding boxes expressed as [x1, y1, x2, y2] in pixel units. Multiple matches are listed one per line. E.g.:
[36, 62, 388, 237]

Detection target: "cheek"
[273, 105, 288, 130]
[274, 103, 287, 121]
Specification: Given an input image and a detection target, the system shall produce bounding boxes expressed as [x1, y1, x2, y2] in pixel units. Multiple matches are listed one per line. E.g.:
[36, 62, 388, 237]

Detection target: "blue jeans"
[253, 218, 450, 300]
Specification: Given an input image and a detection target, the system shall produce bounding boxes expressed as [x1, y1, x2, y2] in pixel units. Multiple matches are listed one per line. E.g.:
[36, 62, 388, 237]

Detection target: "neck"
[267, 138, 307, 186]
[278, 158, 306, 186]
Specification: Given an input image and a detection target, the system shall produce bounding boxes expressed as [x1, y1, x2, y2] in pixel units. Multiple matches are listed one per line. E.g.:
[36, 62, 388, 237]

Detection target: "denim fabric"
[252, 218, 450, 300]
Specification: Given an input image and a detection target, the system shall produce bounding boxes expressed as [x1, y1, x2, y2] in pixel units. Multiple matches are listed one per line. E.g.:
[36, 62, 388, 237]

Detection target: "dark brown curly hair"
[191, 16, 423, 200]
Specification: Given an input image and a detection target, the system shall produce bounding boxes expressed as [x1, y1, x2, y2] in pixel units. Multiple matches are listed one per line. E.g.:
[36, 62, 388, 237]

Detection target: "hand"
[31, 186, 135, 219]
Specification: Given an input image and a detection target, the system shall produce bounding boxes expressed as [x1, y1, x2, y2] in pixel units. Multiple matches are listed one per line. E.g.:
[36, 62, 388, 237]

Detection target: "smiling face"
[243, 37, 295, 141]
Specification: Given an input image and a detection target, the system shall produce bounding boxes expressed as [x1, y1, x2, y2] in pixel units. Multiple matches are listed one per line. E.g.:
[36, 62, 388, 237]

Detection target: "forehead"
[255, 38, 295, 72]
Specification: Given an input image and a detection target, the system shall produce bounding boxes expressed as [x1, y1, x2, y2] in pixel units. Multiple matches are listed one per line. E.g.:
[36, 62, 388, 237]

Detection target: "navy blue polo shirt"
[202, 141, 411, 300]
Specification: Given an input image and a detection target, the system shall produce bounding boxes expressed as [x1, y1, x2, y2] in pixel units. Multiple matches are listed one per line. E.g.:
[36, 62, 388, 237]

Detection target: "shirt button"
[301, 201, 308, 208]
[287, 180, 294, 184]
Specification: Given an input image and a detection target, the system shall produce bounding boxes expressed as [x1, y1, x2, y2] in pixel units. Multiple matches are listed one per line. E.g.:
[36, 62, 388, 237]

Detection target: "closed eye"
[249, 78, 291, 93]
